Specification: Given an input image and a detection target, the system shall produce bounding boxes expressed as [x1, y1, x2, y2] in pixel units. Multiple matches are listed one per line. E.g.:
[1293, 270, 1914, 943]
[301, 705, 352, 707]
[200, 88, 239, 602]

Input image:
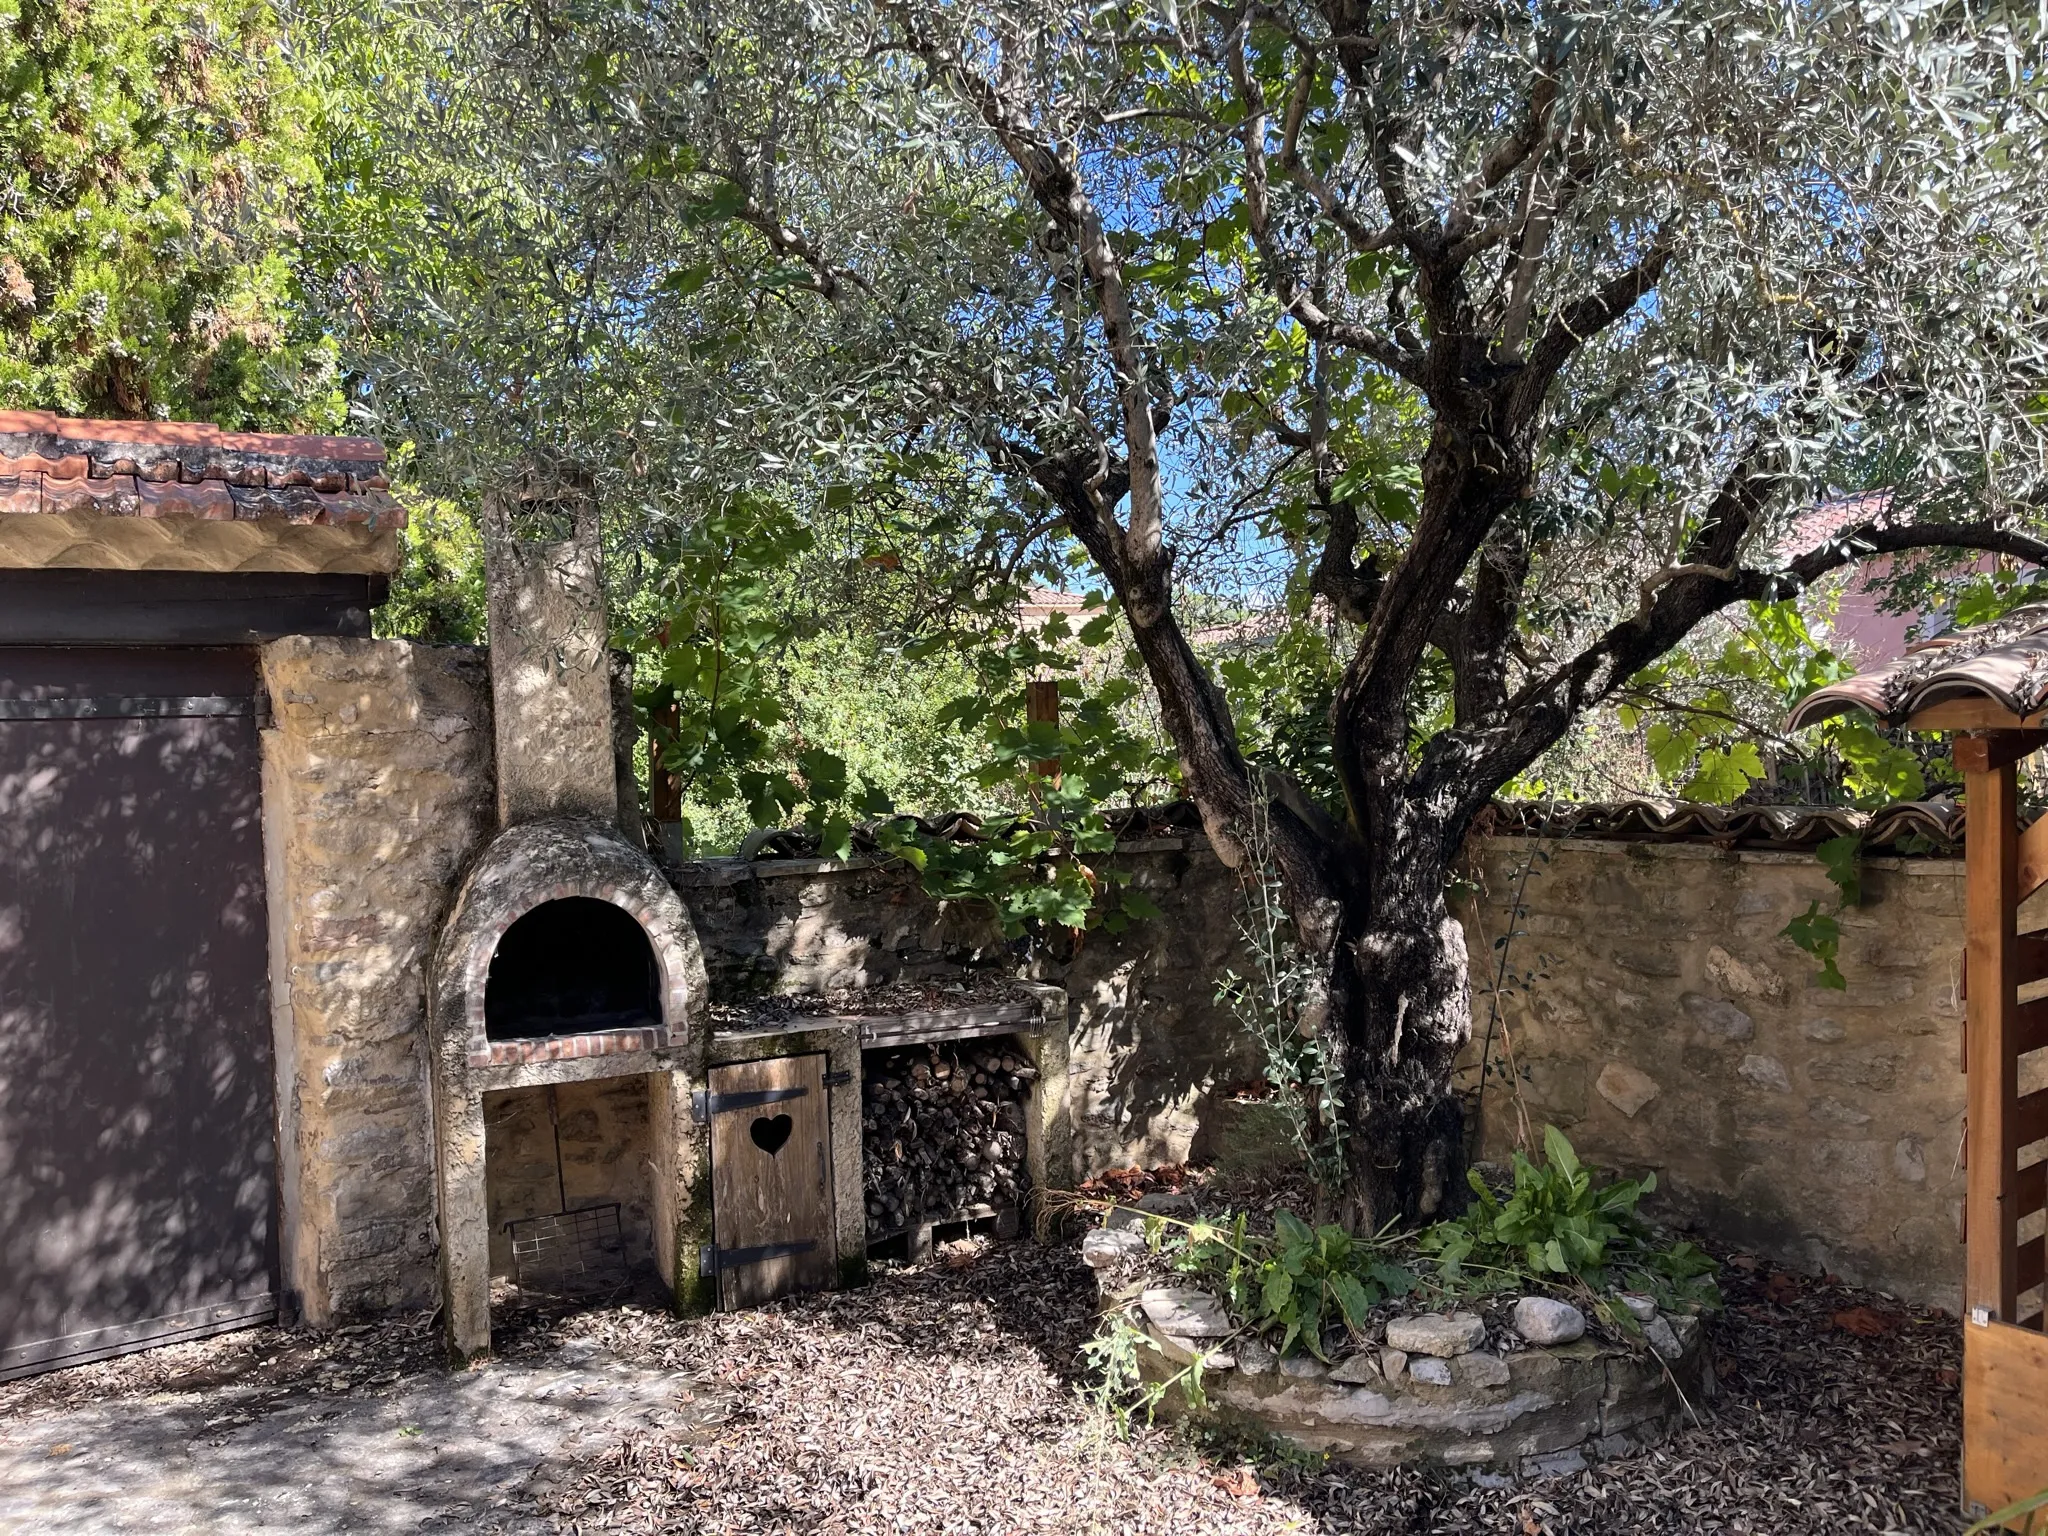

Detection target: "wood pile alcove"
[1792, 605, 2048, 1527]
[702, 981, 1072, 1308]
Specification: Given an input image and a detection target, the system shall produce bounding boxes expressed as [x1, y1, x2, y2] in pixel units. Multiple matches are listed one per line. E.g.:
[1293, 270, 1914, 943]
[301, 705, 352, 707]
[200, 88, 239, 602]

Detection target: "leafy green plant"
[1418, 1126, 1715, 1310]
[1078, 1299, 1209, 1430]
[876, 594, 1176, 938]
[1216, 803, 1347, 1199]
[1781, 832, 1863, 991]
[640, 496, 885, 857]
[1178, 1210, 1415, 1360]
[1619, 602, 1940, 807]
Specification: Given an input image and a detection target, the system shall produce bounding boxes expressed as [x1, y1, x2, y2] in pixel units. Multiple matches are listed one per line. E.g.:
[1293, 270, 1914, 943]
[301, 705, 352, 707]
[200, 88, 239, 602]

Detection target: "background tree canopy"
[0, 0, 341, 425]
[14, 0, 2048, 1225]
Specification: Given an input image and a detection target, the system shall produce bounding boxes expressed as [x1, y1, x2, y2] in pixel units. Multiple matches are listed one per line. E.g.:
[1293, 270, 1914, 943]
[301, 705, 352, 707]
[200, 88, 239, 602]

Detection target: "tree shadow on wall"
[0, 705, 276, 1370]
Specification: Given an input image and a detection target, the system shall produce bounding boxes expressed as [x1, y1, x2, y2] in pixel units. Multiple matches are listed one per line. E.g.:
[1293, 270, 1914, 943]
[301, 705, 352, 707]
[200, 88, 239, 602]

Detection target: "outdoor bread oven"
[427, 478, 711, 1362]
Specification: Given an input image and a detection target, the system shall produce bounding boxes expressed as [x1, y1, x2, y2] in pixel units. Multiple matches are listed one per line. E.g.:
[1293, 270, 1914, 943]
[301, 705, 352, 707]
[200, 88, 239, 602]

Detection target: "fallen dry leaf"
[1764, 1271, 1802, 1305]
[1832, 1306, 1903, 1338]
[1212, 1466, 1260, 1499]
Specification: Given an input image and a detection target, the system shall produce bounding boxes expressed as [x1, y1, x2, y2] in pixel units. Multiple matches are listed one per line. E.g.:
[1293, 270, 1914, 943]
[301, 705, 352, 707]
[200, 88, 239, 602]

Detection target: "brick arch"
[431, 818, 705, 1067]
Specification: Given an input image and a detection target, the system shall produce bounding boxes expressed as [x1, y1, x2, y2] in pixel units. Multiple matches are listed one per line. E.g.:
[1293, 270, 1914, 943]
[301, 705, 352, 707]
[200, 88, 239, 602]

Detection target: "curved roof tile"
[0, 410, 404, 531]
[1787, 603, 2048, 730]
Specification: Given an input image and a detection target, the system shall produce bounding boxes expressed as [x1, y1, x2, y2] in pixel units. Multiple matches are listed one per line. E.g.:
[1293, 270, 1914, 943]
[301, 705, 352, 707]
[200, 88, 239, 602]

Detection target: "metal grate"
[504, 1203, 628, 1298]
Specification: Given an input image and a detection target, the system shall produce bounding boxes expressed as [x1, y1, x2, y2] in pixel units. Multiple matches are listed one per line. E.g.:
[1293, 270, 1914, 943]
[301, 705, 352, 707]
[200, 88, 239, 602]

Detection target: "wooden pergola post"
[1956, 736, 2024, 1323]
[1792, 617, 2048, 1526]
[1925, 720, 2048, 1525]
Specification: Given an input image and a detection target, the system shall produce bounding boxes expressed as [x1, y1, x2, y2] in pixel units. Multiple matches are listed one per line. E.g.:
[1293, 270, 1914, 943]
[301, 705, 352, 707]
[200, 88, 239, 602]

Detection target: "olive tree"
[323, 0, 2048, 1227]
[852, 0, 2048, 1223]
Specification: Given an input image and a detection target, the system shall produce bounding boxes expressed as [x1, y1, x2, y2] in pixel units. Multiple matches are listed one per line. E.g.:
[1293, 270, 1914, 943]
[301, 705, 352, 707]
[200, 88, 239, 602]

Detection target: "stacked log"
[862, 1039, 1035, 1238]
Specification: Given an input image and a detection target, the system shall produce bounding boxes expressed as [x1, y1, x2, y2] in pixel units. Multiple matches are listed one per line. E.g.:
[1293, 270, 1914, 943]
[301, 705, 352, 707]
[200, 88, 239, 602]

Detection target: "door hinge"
[823, 1070, 853, 1088]
[691, 1085, 808, 1122]
[699, 1239, 819, 1276]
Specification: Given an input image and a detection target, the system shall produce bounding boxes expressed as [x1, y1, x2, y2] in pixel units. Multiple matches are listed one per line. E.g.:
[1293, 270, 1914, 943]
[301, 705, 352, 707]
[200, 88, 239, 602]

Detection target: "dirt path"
[0, 1326, 713, 1534]
[0, 1238, 1965, 1535]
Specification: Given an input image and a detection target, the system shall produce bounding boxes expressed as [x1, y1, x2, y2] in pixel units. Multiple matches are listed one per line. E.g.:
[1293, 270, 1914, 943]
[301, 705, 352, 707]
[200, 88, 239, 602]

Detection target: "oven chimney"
[481, 472, 619, 828]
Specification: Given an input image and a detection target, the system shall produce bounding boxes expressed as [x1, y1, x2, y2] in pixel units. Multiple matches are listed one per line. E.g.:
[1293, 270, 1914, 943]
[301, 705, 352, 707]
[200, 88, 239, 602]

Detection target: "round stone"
[1512, 1296, 1587, 1345]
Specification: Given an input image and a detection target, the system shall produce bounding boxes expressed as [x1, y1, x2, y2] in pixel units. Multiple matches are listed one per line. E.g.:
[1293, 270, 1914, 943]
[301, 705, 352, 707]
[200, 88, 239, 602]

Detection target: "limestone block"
[1737, 1054, 1792, 1093]
[1705, 946, 1786, 1003]
[1595, 1062, 1661, 1118]
[1142, 1288, 1231, 1338]
[1452, 1351, 1512, 1389]
[1328, 1353, 1382, 1384]
[1386, 1312, 1487, 1358]
[1082, 1228, 1147, 1268]
[1682, 992, 1755, 1042]
[1512, 1297, 1586, 1345]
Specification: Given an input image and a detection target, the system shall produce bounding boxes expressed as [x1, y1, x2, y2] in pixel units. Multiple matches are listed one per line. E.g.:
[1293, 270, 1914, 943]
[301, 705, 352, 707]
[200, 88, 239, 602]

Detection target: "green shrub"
[1181, 1210, 1417, 1360]
[1419, 1125, 1718, 1306]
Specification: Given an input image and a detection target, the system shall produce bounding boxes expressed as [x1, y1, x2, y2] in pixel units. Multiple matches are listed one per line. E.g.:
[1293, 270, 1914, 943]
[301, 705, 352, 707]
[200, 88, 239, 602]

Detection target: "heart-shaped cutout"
[750, 1113, 794, 1156]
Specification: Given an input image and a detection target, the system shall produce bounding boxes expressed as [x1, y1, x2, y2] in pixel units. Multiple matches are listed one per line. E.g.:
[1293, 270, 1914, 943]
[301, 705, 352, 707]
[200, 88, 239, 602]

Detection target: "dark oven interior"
[484, 897, 660, 1041]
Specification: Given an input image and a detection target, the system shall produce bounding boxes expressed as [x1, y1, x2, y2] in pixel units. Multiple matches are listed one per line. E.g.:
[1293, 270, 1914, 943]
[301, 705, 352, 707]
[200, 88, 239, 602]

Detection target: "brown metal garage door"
[0, 647, 277, 1380]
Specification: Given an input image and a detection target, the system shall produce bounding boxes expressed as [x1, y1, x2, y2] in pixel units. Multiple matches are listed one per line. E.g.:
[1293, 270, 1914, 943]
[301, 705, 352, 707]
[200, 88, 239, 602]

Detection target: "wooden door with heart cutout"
[707, 1054, 836, 1309]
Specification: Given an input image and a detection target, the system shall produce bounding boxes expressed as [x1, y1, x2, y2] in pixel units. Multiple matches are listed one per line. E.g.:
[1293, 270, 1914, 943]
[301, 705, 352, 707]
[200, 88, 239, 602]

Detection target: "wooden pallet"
[866, 1201, 1022, 1262]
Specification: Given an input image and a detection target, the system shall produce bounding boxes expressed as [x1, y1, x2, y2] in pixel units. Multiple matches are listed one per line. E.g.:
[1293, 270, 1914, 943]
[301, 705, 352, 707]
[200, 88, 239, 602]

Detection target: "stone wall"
[260, 637, 496, 1324]
[250, 632, 1979, 1318]
[672, 838, 1278, 1178]
[1458, 837, 1969, 1310]
[680, 832, 1980, 1309]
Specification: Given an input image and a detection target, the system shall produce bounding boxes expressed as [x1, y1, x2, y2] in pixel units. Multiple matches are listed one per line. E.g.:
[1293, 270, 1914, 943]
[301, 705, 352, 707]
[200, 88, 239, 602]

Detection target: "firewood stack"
[862, 1040, 1035, 1238]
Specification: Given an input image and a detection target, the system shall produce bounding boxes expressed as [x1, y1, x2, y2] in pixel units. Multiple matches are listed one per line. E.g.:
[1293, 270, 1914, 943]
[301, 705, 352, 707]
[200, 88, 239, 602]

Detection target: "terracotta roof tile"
[1788, 603, 2048, 729]
[1478, 796, 1962, 852]
[0, 476, 40, 515]
[43, 475, 139, 516]
[0, 411, 217, 445]
[138, 479, 235, 519]
[0, 409, 404, 531]
[0, 452, 86, 480]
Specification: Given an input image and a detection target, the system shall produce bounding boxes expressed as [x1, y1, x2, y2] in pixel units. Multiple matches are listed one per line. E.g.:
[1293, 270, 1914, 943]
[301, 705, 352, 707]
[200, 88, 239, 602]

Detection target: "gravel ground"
[530, 1238, 1963, 1536]
[0, 1238, 1964, 1535]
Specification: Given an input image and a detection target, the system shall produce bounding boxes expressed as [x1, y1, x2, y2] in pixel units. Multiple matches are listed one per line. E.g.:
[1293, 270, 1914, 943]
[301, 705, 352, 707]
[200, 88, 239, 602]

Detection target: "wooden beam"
[1026, 679, 1060, 783]
[2018, 1088, 2048, 1150]
[2020, 819, 2048, 905]
[1961, 929, 2048, 1004]
[1955, 731, 2048, 773]
[0, 568, 382, 644]
[2022, 930, 2048, 986]
[1914, 698, 2045, 731]
[2013, 999, 2048, 1059]
[1966, 761, 2022, 1321]
[1964, 1320, 2048, 1519]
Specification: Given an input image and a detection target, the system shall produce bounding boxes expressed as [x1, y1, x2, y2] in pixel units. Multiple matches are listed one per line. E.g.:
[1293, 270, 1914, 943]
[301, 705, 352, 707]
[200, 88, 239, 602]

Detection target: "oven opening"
[484, 897, 660, 1041]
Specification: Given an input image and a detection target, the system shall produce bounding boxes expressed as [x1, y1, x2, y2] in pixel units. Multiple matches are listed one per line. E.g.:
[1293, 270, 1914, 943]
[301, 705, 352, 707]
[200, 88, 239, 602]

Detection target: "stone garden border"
[1095, 1252, 1713, 1480]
